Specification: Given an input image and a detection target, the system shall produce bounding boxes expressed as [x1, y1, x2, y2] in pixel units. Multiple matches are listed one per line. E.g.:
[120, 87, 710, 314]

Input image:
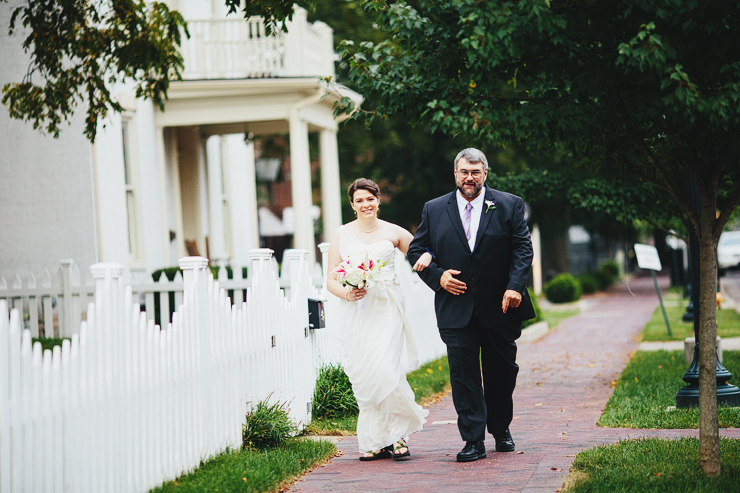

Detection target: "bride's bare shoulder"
[380, 221, 411, 245]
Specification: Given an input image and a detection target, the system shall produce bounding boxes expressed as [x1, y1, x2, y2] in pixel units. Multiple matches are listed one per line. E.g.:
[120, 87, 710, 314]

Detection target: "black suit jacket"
[408, 186, 535, 339]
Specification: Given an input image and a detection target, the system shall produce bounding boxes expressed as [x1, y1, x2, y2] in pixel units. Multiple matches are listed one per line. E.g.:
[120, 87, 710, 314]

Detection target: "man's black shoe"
[493, 429, 515, 452]
[456, 440, 486, 462]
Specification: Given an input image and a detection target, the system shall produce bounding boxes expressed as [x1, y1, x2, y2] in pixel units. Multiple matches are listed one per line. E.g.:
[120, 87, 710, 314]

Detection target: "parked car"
[718, 230, 740, 274]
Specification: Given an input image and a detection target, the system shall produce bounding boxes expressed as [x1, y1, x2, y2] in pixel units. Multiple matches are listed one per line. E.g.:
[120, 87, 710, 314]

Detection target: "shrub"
[544, 273, 582, 303]
[151, 265, 247, 281]
[311, 363, 358, 419]
[243, 399, 298, 450]
[599, 259, 620, 279]
[577, 273, 600, 294]
[593, 270, 613, 290]
[522, 288, 543, 328]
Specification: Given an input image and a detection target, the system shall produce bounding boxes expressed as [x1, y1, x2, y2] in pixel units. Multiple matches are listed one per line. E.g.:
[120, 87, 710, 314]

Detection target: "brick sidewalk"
[290, 275, 740, 492]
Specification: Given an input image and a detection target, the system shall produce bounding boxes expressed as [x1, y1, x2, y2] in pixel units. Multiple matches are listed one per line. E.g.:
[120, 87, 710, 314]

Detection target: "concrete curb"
[519, 321, 549, 343]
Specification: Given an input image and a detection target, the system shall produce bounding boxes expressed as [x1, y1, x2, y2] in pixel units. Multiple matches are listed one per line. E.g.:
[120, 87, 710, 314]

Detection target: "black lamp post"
[675, 173, 740, 407]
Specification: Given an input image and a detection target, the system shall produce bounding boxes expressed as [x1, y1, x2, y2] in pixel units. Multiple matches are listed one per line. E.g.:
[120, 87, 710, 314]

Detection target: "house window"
[121, 118, 142, 262]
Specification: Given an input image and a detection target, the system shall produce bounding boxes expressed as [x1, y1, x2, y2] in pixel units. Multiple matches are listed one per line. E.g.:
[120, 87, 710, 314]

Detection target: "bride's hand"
[413, 252, 433, 272]
[345, 287, 367, 301]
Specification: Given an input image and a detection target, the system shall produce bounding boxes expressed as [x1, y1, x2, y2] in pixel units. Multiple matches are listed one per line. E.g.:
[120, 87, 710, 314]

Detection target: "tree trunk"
[698, 204, 721, 476]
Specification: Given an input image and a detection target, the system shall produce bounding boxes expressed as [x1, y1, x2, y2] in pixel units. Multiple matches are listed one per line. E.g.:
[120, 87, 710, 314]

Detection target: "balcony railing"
[180, 9, 334, 80]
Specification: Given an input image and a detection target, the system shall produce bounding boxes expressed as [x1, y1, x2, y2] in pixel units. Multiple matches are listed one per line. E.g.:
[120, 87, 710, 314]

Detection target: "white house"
[0, 1, 361, 282]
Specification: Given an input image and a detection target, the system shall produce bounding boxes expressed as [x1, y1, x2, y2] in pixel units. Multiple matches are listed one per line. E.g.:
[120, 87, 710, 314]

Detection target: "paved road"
[291, 275, 740, 493]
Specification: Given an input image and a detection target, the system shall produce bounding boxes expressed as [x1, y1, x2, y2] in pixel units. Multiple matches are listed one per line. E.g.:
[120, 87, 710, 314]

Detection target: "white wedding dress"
[338, 225, 428, 453]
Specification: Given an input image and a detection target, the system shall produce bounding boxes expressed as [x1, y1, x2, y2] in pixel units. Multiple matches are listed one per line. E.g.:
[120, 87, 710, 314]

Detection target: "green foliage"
[544, 273, 582, 304]
[568, 437, 740, 492]
[522, 288, 542, 328]
[150, 439, 334, 493]
[151, 265, 246, 281]
[577, 274, 600, 295]
[2, 0, 187, 142]
[406, 356, 450, 404]
[598, 260, 620, 286]
[598, 350, 740, 429]
[337, 0, 740, 242]
[31, 337, 69, 352]
[151, 267, 181, 282]
[242, 399, 298, 450]
[311, 364, 358, 419]
[229, 0, 316, 35]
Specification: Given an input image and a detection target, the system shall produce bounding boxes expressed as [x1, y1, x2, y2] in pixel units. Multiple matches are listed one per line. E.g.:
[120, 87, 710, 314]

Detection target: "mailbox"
[308, 298, 325, 329]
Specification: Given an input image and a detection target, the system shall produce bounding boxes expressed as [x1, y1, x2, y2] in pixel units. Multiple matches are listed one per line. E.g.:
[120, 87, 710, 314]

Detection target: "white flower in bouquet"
[333, 250, 389, 290]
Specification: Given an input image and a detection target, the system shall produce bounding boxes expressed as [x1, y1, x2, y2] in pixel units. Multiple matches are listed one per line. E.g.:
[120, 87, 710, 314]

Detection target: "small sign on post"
[634, 243, 672, 337]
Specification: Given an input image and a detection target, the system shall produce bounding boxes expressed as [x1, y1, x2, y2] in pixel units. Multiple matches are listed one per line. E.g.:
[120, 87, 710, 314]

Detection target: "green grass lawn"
[149, 439, 335, 493]
[641, 305, 740, 342]
[564, 437, 740, 492]
[541, 308, 580, 330]
[598, 350, 740, 429]
[407, 355, 451, 405]
[301, 415, 358, 436]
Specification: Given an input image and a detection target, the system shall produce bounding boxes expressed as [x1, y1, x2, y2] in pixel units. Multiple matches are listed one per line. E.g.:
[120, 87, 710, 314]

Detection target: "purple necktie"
[463, 202, 473, 240]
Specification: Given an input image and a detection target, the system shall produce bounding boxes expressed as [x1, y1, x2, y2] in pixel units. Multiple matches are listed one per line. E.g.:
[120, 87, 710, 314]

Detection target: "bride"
[326, 178, 432, 461]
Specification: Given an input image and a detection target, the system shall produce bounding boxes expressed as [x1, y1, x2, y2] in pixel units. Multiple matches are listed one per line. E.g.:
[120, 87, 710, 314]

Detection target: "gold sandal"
[392, 438, 410, 459]
[359, 445, 393, 461]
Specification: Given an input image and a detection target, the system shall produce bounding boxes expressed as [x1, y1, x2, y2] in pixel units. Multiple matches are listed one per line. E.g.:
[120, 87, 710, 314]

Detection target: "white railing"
[0, 256, 323, 339]
[0, 248, 343, 493]
[180, 8, 334, 80]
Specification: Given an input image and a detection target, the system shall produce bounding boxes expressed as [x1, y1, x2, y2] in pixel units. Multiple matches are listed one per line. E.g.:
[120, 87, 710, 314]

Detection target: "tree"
[1, 0, 189, 141]
[336, 0, 740, 476]
[0, 0, 319, 142]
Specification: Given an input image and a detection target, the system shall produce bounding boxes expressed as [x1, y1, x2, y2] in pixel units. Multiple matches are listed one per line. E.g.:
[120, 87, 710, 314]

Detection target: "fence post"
[248, 249, 275, 285]
[318, 242, 330, 291]
[59, 260, 75, 338]
[0, 301, 10, 493]
[283, 249, 309, 297]
[88, 262, 125, 493]
[178, 257, 210, 297]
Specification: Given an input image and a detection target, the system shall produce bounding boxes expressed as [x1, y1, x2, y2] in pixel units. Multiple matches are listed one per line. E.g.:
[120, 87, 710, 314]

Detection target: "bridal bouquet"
[333, 251, 390, 289]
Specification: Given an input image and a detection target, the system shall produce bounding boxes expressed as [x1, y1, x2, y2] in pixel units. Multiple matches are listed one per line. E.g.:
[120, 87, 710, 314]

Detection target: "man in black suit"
[408, 147, 535, 462]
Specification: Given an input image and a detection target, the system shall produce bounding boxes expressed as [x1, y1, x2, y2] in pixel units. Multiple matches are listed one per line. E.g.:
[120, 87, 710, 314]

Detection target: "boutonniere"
[485, 200, 496, 213]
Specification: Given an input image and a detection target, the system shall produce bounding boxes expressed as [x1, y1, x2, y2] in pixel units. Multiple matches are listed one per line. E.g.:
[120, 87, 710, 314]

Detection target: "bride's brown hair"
[348, 178, 380, 202]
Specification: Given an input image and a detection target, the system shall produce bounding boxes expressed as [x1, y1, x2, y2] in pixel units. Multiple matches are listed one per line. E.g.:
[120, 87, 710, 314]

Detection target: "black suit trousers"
[440, 315, 519, 443]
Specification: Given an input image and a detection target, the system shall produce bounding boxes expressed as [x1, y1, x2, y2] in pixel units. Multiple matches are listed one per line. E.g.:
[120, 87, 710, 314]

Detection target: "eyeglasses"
[457, 169, 484, 178]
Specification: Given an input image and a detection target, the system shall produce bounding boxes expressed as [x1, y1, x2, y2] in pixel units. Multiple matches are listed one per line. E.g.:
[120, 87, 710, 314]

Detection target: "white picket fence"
[0, 246, 445, 493]
[0, 254, 324, 340]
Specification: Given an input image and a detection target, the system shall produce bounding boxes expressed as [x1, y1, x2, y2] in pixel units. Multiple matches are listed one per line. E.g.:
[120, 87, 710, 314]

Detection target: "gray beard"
[457, 183, 483, 199]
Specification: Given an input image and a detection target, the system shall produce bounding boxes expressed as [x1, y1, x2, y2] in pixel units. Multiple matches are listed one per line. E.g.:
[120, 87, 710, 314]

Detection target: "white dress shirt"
[456, 187, 485, 251]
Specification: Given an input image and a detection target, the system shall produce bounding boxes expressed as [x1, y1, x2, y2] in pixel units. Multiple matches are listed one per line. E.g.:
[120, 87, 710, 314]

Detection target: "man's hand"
[440, 269, 467, 295]
[502, 289, 522, 313]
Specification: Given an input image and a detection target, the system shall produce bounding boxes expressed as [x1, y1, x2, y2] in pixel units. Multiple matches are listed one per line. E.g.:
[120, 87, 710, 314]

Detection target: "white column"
[532, 223, 542, 295]
[166, 128, 186, 261]
[155, 127, 172, 266]
[205, 135, 227, 266]
[196, 135, 210, 257]
[320, 129, 342, 242]
[225, 134, 259, 266]
[289, 114, 316, 264]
